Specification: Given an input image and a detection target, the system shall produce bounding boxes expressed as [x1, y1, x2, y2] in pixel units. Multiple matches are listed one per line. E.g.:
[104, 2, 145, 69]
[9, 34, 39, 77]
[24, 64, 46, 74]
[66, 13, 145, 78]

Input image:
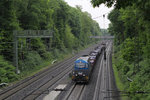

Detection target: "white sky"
[64, 0, 113, 29]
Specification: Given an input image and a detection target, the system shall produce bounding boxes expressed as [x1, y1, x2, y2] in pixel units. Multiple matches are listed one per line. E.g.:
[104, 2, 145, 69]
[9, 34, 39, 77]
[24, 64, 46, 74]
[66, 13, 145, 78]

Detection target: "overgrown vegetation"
[92, 0, 150, 100]
[0, 0, 101, 84]
[0, 56, 18, 83]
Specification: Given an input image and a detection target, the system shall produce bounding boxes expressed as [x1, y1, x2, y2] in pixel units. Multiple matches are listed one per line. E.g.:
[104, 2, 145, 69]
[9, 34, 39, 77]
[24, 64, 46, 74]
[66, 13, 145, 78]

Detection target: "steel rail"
[93, 41, 112, 100]
[23, 64, 75, 100]
[65, 84, 85, 100]
[0, 56, 77, 100]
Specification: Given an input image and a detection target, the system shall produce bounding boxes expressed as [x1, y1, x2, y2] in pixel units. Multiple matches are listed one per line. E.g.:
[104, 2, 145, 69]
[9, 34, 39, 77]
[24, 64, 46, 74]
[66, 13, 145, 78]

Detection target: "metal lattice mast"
[13, 30, 53, 74]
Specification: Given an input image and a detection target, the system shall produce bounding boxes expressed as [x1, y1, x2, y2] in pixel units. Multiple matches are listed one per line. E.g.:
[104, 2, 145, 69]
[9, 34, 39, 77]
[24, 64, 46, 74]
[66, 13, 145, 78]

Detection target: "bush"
[19, 51, 43, 70]
[52, 49, 60, 58]
[0, 56, 18, 83]
[41, 52, 53, 60]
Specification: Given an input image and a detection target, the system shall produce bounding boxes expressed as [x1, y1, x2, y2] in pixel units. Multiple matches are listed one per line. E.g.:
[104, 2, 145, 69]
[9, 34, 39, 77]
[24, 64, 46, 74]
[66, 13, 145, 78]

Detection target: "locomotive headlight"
[75, 74, 78, 76]
[72, 76, 75, 79]
[85, 76, 89, 80]
[83, 74, 85, 76]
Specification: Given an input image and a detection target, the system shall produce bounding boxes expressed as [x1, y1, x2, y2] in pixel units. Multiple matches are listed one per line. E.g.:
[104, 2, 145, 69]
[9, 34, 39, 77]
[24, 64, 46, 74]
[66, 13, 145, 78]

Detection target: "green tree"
[0, 0, 101, 84]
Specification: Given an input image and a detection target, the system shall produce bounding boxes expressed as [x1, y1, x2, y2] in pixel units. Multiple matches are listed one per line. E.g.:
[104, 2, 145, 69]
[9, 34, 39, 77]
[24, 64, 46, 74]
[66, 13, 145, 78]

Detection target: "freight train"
[71, 42, 106, 83]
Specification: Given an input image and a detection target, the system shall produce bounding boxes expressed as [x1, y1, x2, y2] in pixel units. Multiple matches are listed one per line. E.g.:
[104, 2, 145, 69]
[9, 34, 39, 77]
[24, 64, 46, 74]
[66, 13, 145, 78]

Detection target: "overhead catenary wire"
[92, 11, 109, 30]
[92, 12, 110, 19]
[103, 14, 105, 29]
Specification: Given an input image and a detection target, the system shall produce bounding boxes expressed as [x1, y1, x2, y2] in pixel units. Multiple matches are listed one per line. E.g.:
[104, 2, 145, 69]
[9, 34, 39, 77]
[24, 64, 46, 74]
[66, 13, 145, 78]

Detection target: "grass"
[112, 56, 130, 100]
[22, 54, 72, 77]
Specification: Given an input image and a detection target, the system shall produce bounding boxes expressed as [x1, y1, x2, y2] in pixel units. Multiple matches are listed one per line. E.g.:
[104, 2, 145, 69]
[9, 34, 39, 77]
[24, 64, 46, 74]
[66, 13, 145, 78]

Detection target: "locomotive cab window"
[75, 63, 88, 68]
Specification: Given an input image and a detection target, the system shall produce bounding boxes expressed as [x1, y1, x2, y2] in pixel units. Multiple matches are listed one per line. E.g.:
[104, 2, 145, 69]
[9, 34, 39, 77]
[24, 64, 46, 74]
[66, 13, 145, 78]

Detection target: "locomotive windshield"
[75, 62, 88, 68]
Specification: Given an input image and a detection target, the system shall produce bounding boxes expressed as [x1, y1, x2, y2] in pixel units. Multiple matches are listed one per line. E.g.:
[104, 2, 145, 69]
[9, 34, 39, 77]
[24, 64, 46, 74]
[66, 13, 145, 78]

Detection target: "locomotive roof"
[76, 56, 89, 63]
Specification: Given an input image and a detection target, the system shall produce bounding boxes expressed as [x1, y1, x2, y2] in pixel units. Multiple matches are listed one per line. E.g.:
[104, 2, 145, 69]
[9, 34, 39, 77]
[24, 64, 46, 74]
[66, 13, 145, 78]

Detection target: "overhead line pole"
[13, 30, 53, 74]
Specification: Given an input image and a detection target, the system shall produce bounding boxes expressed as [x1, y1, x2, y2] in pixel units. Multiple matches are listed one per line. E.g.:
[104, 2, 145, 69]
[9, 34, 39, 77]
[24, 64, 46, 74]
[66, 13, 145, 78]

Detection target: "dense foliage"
[0, 0, 101, 83]
[91, 0, 150, 100]
[0, 56, 18, 83]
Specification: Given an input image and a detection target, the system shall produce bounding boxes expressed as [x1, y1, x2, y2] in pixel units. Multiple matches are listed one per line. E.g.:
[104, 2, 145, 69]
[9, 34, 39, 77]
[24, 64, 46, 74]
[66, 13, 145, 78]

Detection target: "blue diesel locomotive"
[71, 42, 106, 83]
[71, 56, 92, 83]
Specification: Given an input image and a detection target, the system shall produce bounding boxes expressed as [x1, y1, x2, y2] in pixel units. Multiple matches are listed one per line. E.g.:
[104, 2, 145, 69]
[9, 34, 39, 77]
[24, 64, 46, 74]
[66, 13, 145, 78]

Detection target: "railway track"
[60, 41, 120, 100]
[93, 43, 109, 100]
[1, 57, 74, 98]
[44, 41, 117, 100]
[61, 83, 85, 100]
[92, 41, 117, 100]
[104, 43, 112, 100]
[0, 43, 100, 100]
[95, 41, 119, 100]
[105, 45, 120, 100]
[1, 57, 76, 100]
[54, 41, 116, 100]
[23, 65, 74, 100]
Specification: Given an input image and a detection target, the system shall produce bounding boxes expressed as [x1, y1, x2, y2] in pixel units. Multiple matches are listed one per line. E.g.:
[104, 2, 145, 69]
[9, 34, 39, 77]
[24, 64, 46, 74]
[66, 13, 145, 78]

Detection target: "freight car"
[89, 55, 96, 67]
